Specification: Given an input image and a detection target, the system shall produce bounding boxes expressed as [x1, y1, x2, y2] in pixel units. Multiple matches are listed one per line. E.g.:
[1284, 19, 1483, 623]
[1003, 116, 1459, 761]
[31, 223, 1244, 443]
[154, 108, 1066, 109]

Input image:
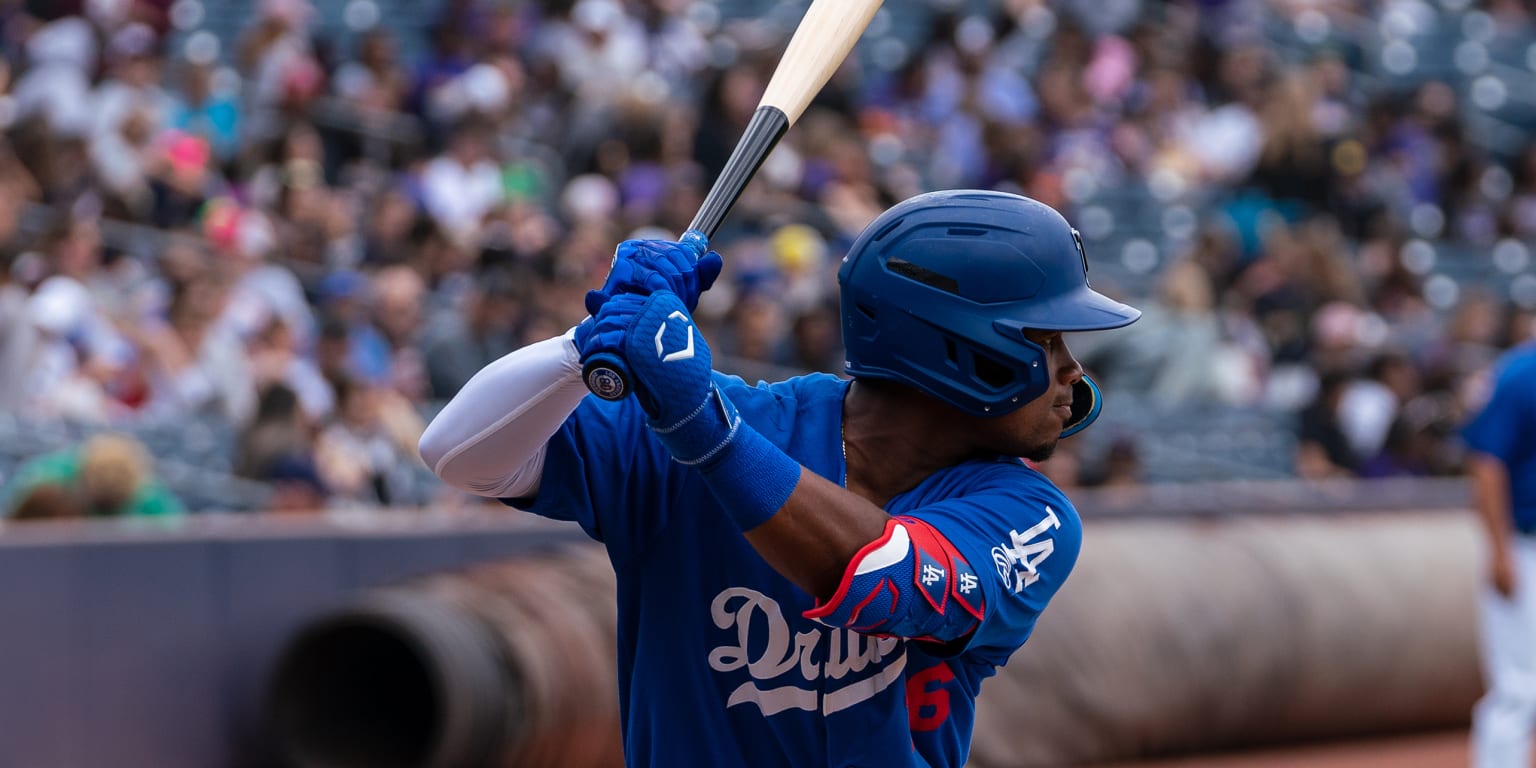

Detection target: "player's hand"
[574, 292, 642, 387]
[1491, 545, 1518, 598]
[578, 291, 715, 422]
[584, 231, 723, 318]
[580, 290, 737, 466]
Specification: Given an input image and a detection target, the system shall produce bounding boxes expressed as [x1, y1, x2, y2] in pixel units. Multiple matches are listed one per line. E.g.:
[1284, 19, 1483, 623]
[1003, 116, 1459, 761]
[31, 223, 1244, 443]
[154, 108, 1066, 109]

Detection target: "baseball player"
[419, 190, 1140, 767]
[1464, 339, 1536, 768]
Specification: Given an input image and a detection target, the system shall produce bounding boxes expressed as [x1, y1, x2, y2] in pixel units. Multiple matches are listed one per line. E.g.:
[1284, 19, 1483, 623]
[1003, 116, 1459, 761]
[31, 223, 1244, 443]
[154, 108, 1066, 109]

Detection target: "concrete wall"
[0, 515, 585, 768]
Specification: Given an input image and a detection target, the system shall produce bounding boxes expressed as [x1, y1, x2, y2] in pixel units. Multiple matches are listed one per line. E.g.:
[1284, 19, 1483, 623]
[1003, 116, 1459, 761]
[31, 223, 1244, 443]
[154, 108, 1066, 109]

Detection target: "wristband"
[649, 386, 800, 531]
[649, 385, 739, 466]
[697, 423, 801, 531]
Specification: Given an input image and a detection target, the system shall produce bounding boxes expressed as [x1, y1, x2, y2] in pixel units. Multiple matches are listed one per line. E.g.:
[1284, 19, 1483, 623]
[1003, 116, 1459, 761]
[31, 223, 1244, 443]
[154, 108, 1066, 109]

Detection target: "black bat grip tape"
[584, 105, 790, 401]
[689, 105, 790, 239]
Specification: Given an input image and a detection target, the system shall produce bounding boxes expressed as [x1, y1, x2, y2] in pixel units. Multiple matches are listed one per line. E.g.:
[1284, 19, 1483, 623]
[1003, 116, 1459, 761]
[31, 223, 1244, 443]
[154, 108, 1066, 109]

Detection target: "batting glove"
[580, 290, 802, 531]
[584, 231, 724, 318]
[580, 290, 739, 464]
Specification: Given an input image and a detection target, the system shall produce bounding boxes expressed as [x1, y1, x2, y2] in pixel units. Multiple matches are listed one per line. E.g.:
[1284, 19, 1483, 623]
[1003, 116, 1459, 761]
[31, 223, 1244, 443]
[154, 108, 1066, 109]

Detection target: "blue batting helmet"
[839, 190, 1141, 427]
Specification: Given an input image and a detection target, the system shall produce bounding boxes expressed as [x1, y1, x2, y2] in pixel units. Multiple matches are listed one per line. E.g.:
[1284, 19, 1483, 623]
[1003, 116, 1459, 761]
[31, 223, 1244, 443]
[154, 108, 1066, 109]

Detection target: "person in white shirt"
[419, 121, 504, 246]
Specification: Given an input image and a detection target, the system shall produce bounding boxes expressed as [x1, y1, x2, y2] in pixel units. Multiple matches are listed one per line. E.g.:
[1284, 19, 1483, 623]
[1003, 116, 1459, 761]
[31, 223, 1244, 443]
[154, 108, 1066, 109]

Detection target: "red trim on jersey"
[804, 518, 902, 620]
[846, 576, 892, 626]
[901, 515, 987, 621]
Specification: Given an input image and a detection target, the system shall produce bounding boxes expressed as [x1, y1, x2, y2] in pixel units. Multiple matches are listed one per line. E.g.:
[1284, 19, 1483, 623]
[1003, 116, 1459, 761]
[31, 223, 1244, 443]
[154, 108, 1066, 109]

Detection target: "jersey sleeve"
[1462, 357, 1535, 464]
[504, 392, 683, 565]
[902, 471, 1083, 663]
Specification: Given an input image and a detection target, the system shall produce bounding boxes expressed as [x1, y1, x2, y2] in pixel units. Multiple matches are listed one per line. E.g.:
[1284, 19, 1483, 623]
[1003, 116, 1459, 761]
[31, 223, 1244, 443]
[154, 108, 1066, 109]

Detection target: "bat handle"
[582, 227, 712, 401]
[587, 106, 788, 403]
[582, 351, 631, 401]
[686, 105, 790, 240]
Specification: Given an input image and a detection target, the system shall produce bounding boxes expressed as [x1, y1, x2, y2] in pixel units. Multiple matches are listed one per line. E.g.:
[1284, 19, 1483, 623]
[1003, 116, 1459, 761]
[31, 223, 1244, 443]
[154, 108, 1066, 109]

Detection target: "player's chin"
[1021, 438, 1058, 464]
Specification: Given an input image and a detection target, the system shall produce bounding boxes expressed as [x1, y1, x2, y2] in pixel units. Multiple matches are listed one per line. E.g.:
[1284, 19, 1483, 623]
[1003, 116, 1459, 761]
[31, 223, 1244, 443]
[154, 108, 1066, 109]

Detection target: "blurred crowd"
[0, 0, 1534, 516]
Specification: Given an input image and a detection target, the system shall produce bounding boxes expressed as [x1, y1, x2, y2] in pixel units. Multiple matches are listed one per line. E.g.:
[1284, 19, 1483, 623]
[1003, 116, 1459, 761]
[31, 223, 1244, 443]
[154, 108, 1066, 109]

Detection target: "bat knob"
[583, 353, 630, 401]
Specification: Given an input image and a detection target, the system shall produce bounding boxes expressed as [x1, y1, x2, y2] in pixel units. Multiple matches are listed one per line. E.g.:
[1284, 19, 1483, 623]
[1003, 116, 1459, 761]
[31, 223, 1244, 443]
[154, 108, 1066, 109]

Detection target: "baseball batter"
[419, 190, 1141, 766]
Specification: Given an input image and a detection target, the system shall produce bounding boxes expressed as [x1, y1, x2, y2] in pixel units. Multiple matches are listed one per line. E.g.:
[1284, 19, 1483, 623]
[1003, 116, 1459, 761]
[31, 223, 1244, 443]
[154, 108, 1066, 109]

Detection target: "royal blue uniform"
[509, 372, 1081, 767]
[1463, 343, 1536, 532]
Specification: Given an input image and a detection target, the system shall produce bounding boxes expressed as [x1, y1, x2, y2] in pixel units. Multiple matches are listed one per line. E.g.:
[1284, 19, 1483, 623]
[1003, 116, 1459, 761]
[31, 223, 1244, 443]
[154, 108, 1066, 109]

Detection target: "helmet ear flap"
[1059, 375, 1103, 438]
[980, 319, 1050, 411]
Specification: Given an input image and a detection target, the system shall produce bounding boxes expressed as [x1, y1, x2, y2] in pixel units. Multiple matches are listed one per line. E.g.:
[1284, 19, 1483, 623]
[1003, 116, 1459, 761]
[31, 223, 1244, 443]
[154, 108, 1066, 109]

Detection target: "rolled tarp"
[266, 511, 1484, 767]
[266, 544, 623, 768]
[970, 511, 1482, 766]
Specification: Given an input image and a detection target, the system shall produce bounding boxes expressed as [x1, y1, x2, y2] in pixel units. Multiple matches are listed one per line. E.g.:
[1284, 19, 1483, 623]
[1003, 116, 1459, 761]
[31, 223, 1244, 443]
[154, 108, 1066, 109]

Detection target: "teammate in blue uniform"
[1463, 341, 1536, 768]
[419, 190, 1140, 767]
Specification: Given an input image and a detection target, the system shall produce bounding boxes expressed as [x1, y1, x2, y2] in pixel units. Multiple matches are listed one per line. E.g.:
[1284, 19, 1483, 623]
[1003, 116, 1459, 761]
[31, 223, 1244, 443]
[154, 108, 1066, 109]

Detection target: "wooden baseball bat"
[584, 0, 885, 401]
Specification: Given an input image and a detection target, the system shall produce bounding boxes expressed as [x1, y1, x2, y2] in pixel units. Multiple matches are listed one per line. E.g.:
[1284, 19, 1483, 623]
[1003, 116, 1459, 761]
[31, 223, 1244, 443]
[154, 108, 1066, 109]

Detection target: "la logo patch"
[991, 506, 1062, 593]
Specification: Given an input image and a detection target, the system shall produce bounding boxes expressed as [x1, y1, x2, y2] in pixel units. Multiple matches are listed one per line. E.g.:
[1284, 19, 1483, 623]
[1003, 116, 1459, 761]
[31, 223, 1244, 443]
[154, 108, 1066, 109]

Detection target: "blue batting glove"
[584, 230, 724, 318]
[583, 290, 741, 466]
[571, 305, 621, 358]
[582, 291, 801, 531]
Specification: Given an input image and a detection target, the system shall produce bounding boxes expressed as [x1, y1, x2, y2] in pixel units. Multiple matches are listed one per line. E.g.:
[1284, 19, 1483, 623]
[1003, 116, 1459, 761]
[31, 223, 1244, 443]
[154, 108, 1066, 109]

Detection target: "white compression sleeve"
[417, 329, 589, 499]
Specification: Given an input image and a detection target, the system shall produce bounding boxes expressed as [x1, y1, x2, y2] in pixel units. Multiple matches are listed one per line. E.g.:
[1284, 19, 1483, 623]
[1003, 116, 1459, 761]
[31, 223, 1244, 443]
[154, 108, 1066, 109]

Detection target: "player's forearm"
[736, 458, 983, 645]
[742, 466, 892, 599]
[652, 385, 890, 599]
[418, 330, 588, 498]
[1468, 453, 1513, 552]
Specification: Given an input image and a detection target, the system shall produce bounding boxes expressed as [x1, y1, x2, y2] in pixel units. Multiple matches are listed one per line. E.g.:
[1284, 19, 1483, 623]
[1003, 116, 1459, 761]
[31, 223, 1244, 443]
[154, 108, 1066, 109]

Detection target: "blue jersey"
[1463, 343, 1536, 531]
[511, 373, 1082, 767]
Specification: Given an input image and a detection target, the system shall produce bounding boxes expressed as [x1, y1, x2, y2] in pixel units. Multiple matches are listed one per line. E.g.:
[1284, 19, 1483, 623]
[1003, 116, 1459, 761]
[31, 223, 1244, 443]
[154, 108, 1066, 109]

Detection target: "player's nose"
[1055, 338, 1084, 385]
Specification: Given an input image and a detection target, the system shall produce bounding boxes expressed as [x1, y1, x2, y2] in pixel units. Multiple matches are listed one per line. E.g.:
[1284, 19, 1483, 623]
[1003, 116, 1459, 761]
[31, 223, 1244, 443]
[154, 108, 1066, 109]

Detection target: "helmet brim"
[1008, 285, 1142, 332]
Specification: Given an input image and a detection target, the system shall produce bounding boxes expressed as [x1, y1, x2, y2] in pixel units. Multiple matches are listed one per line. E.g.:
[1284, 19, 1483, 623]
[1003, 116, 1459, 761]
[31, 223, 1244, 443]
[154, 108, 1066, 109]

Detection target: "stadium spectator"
[419, 119, 503, 245]
[421, 266, 527, 399]
[213, 204, 317, 351]
[235, 383, 321, 496]
[169, 59, 242, 165]
[23, 217, 134, 423]
[314, 375, 418, 506]
[247, 315, 333, 424]
[1072, 257, 1228, 402]
[2, 433, 183, 519]
[1295, 369, 1359, 479]
[368, 264, 430, 400]
[1337, 350, 1420, 461]
[129, 253, 256, 425]
[236, 0, 323, 143]
[333, 29, 410, 115]
[91, 23, 174, 220]
[11, 16, 96, 141]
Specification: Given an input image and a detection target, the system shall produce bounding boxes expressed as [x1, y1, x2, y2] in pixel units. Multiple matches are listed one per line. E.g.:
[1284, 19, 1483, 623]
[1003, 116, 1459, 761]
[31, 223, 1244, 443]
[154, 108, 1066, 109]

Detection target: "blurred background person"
[2, 432, 183, 519]
[313, 374, 424, 507]
[234, 382, 323, 508]
[1463, 340, 1536, 768]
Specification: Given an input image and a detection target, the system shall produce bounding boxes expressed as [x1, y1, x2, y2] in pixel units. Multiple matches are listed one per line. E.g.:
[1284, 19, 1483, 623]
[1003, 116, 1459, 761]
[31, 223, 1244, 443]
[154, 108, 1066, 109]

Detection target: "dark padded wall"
[0, 517, 584, 768]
